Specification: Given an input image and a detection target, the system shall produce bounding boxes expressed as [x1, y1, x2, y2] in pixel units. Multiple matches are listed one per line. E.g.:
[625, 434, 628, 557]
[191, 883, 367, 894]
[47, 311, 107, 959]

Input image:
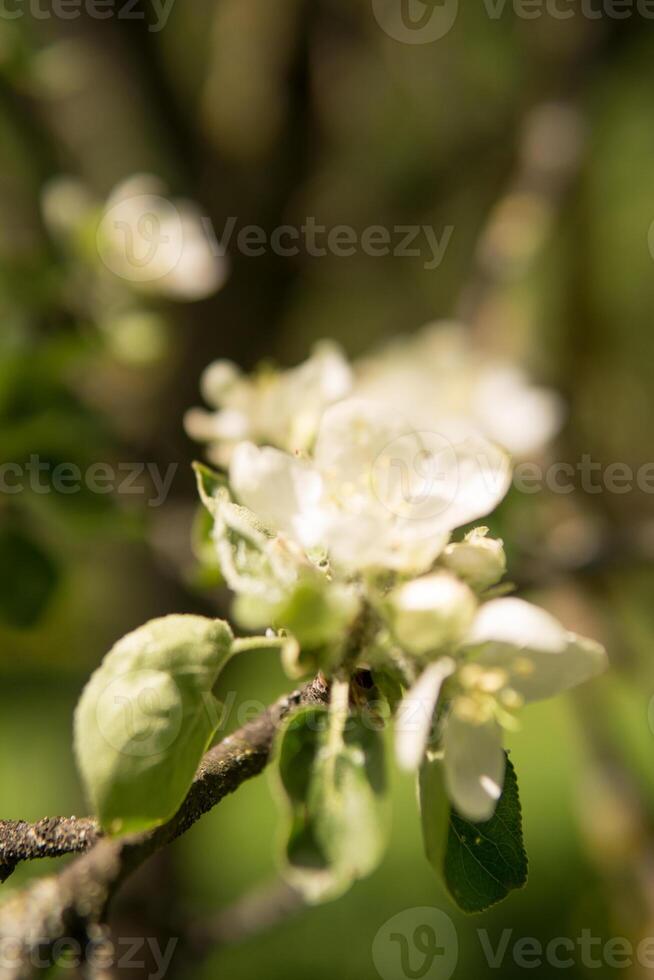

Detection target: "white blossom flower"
[387, 572, 477, 658]
[441, 527, 506, 592]
[185, 341, 352, 466]
[187, 334, 608, 856]
[228, 398, 511, 574]
[97, 175, 227, 300]
[355, 321, 564, 457]
[396, 596, 607, 821]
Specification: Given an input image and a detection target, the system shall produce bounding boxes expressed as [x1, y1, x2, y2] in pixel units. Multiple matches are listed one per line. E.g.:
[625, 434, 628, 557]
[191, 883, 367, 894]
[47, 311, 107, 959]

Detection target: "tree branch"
[0, 819, 101, 884]
[185, 878, 305, 956]
[0, 675, 328, 979]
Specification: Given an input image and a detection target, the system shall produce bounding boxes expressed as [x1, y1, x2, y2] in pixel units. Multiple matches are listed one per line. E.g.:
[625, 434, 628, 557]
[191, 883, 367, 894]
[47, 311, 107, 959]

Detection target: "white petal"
[395, 659, 455, 771]
[265, 343, 353, 453]
[443, 710, 505, 822]
[369, 424, 510, 535]
[314, 397, 419, 488]
[466, 597, 608, 701]
[383, 521, 451, 573]
[159, 203, 227, 300]
[200, 359, 241, 406]
[184, 407, 249, 443]
[295, 340, 353, 403]
[431, 432, 512, 531]
[468, 597, 568, 651]
[229, 442, 324, 546]
[323, 509, 449, 573]
[474, 365, 565, 457]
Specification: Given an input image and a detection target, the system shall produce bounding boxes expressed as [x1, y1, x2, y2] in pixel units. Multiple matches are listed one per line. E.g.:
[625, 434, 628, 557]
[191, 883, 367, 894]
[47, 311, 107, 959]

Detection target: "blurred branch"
[456, 99, 586, 331]
[0, 675, 328, 980]
[184, 878, 306, 957]
[455, 16, 608, 334]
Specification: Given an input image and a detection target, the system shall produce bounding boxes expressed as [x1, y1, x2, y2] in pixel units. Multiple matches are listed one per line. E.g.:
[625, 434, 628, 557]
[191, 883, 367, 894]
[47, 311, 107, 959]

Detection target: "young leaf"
[419, 753, 528, 913]
[372, 668, 404, 716]
[213, 494, 284, 599]
[192, 461, 226, 516]
[74, 615, 233, 835]
[275, 705, 389, 903]
[190, 505, 224, 589]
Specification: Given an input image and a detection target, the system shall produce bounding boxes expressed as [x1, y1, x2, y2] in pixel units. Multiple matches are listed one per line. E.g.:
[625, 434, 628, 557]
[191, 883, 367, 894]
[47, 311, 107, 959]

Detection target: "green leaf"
[213, 493, 288, 601]
[194, 465, 305, 612]
[419, 753, 528, 913]
[190, 504, 224, 589]
[372, 667, 405, 715]
[275, 704, 389, 903]
[0, 527, 59, 629]
[192, 461, 226, 516]
[74, 615, 233, 835]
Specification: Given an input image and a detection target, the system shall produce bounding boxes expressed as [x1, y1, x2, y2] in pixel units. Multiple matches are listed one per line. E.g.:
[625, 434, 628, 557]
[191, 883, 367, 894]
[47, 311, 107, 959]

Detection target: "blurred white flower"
[396, 596, 607, 821]
[355, 321, 564, 457]
[228, 398, 511, 574]
[185, 341, 353, 466]
[96, 175, 227, 301]
[41, 176, 95, 240]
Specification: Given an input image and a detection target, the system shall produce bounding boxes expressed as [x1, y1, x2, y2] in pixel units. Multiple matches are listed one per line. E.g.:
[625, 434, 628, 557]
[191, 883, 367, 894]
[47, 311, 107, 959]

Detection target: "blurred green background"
[2, 2, 654, 978]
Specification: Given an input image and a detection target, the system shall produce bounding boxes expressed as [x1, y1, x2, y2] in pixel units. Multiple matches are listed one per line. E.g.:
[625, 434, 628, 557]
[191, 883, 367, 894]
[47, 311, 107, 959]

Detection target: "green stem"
[326, 673, 350, 762]
[231, 634, 287, 656]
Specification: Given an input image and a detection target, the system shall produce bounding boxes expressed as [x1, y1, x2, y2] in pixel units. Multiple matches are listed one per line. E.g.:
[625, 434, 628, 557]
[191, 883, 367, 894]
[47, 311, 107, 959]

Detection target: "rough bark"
[0, 676, 328, 979]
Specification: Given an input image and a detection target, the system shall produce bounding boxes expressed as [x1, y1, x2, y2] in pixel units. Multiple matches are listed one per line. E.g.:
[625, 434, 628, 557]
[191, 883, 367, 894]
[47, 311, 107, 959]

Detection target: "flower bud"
[441, 527, 506, 591]
[388, 571, 477, 658]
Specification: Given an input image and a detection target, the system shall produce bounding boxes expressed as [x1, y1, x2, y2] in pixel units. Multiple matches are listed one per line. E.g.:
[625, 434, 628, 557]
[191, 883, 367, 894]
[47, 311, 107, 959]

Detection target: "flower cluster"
[186, 341, 351, 467]
[190, 329, 606, 823]
[187, 321, 564, 464]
